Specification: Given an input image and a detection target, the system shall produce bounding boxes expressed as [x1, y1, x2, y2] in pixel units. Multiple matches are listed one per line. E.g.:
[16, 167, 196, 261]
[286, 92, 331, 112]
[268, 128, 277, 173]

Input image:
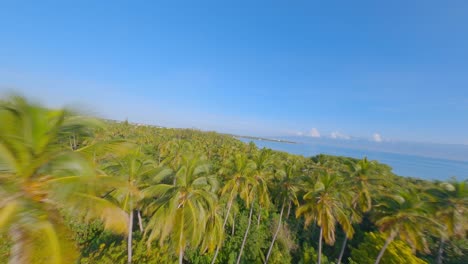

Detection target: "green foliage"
[79, 238, 174, 264]
[1, 95, 466, 264]
[297, 243, 334, 264]
[373, 190, 441, 253]
[442, 238, 468, 264]
[144, 154, 220, 262]
[350, 232, 427, 264]
[213, 206, 271, 263]
[0, 235, 11, 264]
[0, 96, 127, 263]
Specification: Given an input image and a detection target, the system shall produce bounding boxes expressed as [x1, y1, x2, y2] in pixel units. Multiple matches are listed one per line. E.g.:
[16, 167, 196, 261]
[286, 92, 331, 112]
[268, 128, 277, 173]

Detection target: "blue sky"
[1, 0, 467, 144]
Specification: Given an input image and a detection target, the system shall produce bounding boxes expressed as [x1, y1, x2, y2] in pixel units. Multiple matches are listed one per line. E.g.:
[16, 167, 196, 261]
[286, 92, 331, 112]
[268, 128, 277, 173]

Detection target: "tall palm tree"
[345, 158, 379, 211]
[252, 148, 274, 225]
[236, 149, 273, 264]
[161, 140, 194, 170]
[144, 154, 219, 264]
[264, 160, 301, 263]
[425, 180, 468, 264]
[372, 190, 441, 264]
[296, 173, 354, 264]
[200, 201, 225, 254]
[337, 157, 381, 264]
[0, 96, 128, 264]
[103, 150, 170, 264]
[210, 153, 256, 264]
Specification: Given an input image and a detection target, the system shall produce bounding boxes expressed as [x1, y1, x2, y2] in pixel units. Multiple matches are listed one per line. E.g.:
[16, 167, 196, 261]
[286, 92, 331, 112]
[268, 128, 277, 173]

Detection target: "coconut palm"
[103, 150, 170, 264]
[235, 149, 274, 264]
[346, 158, 379, 211]
[372, 190, 442, 264]
[162, 140, 194, 170]
[296, 172, 354, 264]
[337, 157, 382, 264]
[264, 159, 301, 263]
[144, 154, 219, 264]
[200, 201, 225, 254]
[425, 180, 468, 264]
[210, 153, 256, 264]
[252, 148, 274, 225]
[0, 96, 128, 264]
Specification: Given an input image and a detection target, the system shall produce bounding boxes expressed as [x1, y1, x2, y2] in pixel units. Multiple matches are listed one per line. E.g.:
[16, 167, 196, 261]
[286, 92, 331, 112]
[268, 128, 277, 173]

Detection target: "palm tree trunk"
[231, 212, 236, 235]
[236, 203, 255, 264]
[69, 136, 73, 150]
[179, 212, 185, 264]
[179, 249, 184, 264]
[286, 200, 292, 219]
[374, 232, 396, 264]
[222, 194, 234, 229]
[137, 210, 143, 232]
[210, 243, 221, 264]
[437, 238, 445, 264]
[73, 133, 77, 150]
[127, 210, 133, 264]
[257, 206, 262, 227]
[337, 236, 348, 264]
[264, 199, 285, 264]
[211, 194, 235, 264]
[9, 227, 29, 264]
[317, 227, 323, 264]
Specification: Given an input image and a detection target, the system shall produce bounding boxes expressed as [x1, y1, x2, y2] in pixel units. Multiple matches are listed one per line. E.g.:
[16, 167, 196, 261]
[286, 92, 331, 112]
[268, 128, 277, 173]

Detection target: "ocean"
[239, 138, 468, 181]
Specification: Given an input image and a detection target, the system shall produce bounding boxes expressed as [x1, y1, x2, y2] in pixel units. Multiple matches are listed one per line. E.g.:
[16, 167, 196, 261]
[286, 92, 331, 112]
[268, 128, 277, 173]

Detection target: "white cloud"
[330, 131, 350, 140]
[296, 131, 304, 136]
[308, 128, 321, 138]
[372, 133, 383, 142]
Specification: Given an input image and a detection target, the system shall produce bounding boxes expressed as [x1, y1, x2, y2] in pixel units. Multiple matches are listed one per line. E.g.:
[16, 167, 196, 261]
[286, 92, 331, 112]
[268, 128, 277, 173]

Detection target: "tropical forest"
[0, 96, 467, 264]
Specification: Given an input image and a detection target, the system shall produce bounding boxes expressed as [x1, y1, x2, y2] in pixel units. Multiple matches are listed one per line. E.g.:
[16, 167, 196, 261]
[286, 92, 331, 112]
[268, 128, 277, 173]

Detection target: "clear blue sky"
[1, 0, 467, 144]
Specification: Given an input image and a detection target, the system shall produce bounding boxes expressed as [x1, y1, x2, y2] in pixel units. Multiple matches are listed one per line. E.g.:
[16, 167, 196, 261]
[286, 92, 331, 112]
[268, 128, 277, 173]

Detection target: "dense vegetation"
[0, 96, 467, 264]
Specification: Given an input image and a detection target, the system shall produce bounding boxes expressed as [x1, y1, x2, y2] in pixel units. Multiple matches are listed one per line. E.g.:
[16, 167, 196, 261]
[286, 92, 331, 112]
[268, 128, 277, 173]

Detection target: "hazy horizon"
[1, 1, 468, 146]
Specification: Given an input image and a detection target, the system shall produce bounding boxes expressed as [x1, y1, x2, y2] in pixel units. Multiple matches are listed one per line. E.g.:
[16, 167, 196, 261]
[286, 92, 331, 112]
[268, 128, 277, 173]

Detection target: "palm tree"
[264, 160, 301, 263]
[162, 140, 194, 170]
[210, 153, 256, 264]
[252, 148, 274, 225]
[200, 202, 225, 254]
[425, 180, 468, 264]
[144, 154, 219, 264]
[103, 150, 170, 264]
[236, 149, 273, 264]
[372, 190, 441, 264]
[337, 157, 381, 264]
[296, 173, 354, 264]
[346, 158, 378, 211]
[0, 96, 128, 264]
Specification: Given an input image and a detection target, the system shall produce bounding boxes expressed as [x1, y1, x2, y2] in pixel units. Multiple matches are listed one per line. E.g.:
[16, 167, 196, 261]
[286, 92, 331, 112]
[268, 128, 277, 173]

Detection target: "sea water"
[240, 139, 468, 181]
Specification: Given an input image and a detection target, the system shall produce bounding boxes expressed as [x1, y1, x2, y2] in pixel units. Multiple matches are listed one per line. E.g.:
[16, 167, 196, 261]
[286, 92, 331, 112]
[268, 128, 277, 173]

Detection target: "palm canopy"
[144, 154, 220, 262]
[0, 96, 127, 264]
[201, 201, 225, 253]
[103, 149, 170, 212]
[345, 157, 383, 214]
[252, 148, 275, 208]
[296, 172, 354, 245]
[219, 153, 257, 208]
[272, 159, 302, 208]
[425, 180, 468, 238]
[373, 190, 441, 253]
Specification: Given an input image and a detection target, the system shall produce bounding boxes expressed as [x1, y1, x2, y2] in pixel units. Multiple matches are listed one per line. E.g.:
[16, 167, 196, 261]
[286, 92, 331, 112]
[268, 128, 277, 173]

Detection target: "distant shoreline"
[104, 119, 298, 144]
[232, 135, 296, 144]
